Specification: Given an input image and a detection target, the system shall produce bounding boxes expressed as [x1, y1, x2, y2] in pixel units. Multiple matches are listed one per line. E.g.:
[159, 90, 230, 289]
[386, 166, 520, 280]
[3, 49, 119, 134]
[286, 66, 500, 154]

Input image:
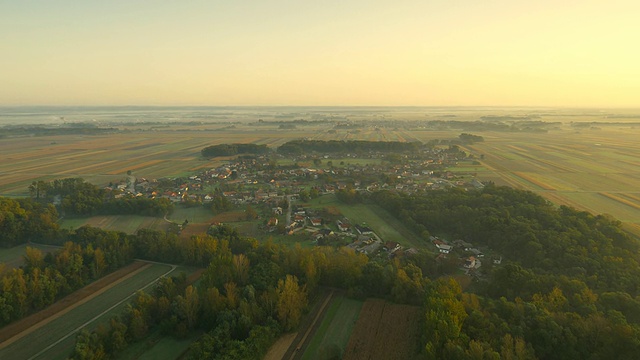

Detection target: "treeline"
[0, 198, 60, 247]
[0, 125, 117, 137]
[0, 238, 133, 326]
[30, 178, 173, 216]
[458, 133, 484, 143]
[201, 143, 269, 158]
[68, 229, 433, 359]
[277, 139, 424, 155]
[371, 185, 640, 358]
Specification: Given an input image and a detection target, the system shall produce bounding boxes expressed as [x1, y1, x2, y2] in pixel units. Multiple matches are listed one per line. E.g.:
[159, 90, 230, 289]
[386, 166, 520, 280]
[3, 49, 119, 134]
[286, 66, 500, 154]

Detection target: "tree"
[275, 275, 307, 331]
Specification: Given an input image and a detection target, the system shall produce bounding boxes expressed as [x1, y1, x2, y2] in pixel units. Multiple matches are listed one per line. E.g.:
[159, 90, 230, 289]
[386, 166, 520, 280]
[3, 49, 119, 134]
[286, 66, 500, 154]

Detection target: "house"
[310, 218, 323, 227]
[267, 218, 278, 227]
[464, 256, 476, 269]
[316, 228, 333, 237]
[493, 256, 502, 265]
[405, 248, 419, 256]
[272, 207, 283, 215]
[436, 244, 452, 254]
[452, 239, 473, 248]
[383, 241, 401, 253]
[336, 220, 352, 232]
[355, 224, 373, 235]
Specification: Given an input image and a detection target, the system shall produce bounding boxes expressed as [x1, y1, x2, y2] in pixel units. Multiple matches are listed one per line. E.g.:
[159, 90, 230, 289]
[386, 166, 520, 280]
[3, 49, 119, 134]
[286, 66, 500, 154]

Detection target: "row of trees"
[201, 143, 269, 158]
[277, 139, 424, 155]
[368, 185, 640, 358]
[67, 225, 438, 359]
[0, 240, 133, 326]
[29, 178, 174, 216]
[0, 197, 60, 247]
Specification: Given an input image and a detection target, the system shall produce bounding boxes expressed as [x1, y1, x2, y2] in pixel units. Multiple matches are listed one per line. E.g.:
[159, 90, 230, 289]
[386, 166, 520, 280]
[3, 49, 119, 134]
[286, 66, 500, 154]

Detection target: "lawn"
[339, 203, 422, 248]
[168, 206, 214, 224]
[115, 329, 201, 360]
[304, 194, 425, 248]
[301, 296, 363, 360]
[0, 263, 176, 360]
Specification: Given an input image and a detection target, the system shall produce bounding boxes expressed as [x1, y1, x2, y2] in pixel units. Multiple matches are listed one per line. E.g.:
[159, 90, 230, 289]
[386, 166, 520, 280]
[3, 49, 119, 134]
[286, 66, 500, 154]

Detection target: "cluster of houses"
[109, 144, 485, 206]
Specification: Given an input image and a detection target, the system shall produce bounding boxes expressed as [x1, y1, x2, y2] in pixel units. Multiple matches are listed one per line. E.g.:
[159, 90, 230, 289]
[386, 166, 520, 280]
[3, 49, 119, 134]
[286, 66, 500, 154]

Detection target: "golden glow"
[1, 1, 638, 106]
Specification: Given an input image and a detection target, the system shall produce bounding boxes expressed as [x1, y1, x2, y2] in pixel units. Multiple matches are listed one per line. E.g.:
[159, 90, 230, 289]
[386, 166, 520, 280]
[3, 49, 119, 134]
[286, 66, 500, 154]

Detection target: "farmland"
[342, 299, 422, 360]
[457, 128, 640, 235]
[301, 296, 363, 360]
[0, 262, 176, 360]
[0, 112, 638, 237]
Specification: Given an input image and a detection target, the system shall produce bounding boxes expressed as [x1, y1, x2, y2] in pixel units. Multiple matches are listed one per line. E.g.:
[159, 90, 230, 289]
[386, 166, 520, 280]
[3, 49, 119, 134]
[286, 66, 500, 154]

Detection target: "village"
[108, 145, 500, 277]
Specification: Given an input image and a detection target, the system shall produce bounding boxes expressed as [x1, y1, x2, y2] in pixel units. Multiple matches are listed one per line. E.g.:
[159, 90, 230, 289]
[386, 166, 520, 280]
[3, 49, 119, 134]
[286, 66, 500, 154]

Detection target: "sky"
[1, 0, 639, 107]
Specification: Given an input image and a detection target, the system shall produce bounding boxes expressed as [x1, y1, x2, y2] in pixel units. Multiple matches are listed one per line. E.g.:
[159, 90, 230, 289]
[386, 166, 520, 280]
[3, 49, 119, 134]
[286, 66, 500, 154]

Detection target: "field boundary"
[0, 261, 149, 347]
[26, 262, 176, 360]
[282, 289, 335, 360]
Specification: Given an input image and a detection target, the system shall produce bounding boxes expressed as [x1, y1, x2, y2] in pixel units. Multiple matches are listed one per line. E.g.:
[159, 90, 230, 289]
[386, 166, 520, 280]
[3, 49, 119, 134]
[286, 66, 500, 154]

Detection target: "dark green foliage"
[277, 139, 423, 155]
[0, 198, 60, 247]
[458, 133, 484, 143]
[201, 143, 269, 158]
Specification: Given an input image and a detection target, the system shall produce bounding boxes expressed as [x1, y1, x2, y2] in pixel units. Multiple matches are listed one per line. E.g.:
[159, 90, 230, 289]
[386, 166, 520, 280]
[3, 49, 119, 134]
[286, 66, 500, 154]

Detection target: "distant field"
[457, 128, 640, 237]
[301, 296, 363, 360]
[0, 263, 176, 360]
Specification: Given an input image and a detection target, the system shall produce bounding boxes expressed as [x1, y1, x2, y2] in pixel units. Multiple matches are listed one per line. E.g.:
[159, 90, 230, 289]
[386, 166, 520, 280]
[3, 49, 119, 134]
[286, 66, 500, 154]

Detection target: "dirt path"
[0, 261, 149, 347]
[281, 289, 335, 360]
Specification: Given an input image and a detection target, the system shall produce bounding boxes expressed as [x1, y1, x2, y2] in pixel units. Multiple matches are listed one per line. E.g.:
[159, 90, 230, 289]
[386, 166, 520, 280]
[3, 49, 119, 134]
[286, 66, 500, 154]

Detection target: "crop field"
[342, 299, 422, 360]
[301, 296, 363, 360]
[0, 263, 176, 360]
[59, 215, 171, 234]
[452, 128, 640, 236]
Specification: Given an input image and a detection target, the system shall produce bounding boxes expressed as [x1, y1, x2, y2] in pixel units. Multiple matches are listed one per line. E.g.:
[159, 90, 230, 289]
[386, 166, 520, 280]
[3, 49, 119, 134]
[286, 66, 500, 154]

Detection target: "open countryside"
[2, 107, 640, 360]
[2, 110, 639, 237]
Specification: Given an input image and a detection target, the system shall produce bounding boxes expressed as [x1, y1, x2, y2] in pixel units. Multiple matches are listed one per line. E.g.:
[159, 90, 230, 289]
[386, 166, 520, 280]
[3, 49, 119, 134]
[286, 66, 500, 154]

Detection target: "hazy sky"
[1, 0, 638, 107]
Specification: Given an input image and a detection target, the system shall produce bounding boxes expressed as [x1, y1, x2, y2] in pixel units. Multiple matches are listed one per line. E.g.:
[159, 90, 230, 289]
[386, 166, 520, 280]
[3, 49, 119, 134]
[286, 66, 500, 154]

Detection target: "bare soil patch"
[0, 261, 148, 346]
[264, 333, 298, 360]
[179, 223, 211, 239]
[343, 299, 422, 360]
[211, 211, 247, 223]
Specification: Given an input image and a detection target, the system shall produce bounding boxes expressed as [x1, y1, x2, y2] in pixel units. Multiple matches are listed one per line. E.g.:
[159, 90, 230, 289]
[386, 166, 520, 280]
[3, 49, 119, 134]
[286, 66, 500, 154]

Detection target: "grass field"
[301, 296, 363, 360]
[339, 203, 422, 248]
[168, 206, 215, 224]
[59, 215, 170, 234]
[0, 263, 176, 360]
[115, 329, 200, 360]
